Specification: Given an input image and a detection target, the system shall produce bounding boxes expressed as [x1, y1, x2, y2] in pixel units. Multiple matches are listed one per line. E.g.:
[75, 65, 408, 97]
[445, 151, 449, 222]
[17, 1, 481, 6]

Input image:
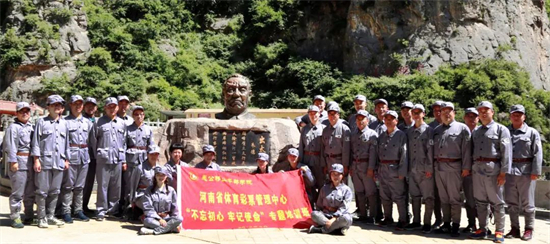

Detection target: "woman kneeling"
[138, 166, 182, 235]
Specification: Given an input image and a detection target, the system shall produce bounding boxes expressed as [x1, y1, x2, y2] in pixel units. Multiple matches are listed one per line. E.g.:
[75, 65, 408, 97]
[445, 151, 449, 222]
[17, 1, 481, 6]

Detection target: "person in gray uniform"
[138, 166, 182, 235]
[398, 101, 415, 131]
[428, 100, 444, 229]
[122, 105, 155, 217]
[299, 105, 326, 202]
[350, 110, 378, 224]
[4, 102, 34, 228]
[301, 95, 328, 125]
[348, 95, 377, 132]
[135, 146, 163, 211]
[404, 104, 435, 233]
[321, 103, 351, 179]
[195, 145, 221, 171]
[117, 96, 134, 126]
[462, 107, 479, 233]
[308, 164, 353, 235]
[31, 95, 70, 228]
[504, 105, 542, 241]
[165, 143, 190, 190]
[60, 95, 93, 223]
[82, 97, 97, 213]
[90, 97, 128, 221]
[432, 102, 472, 237]
[252, 152, 273, 174]
[274, 148, 315, 207]
[369, 99, 389, 134]
[376, 110, 408, 230]
[469, 101, 511, 243]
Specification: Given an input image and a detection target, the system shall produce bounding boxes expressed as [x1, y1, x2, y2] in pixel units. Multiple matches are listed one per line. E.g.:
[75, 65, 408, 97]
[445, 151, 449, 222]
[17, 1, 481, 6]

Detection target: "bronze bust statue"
[215, 74, 256, 120]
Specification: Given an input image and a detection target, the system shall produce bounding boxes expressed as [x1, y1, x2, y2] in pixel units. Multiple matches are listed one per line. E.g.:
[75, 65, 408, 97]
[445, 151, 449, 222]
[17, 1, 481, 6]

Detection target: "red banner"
[177, 166, 312, 229]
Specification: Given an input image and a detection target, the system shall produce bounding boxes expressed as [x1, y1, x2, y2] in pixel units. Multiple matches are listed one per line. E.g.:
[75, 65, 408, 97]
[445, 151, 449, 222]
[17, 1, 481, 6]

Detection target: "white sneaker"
[47, 217, 65, 226]
[38, 218, 49, 228]
[138, 227, 154, 235]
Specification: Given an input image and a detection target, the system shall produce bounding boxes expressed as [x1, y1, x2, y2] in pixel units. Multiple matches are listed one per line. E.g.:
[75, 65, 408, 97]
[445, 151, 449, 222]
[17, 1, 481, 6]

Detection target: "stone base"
[157, 118, 300, 167]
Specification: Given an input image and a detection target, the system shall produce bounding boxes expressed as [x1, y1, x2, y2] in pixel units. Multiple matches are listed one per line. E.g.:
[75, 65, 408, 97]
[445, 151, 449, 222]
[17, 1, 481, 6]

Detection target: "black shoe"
[308, 225, 323, 234]
[404, 222, 422, 230]
[62, 213, 73, 224]
[462, 224, 477, 233]
[450, 223, 460, 237]
[363, 217, 375, 224]
[74, 211, 90, 222]
[395, 221, 407, 231]
[22, 218, 34, 225]
[436, 222, 451, 234]
[83, 208, 94, 214]
[432, 220, 442, 230]
[505, 226, 521, 239]
[378, 218, 394, 227]
[422, 224, 432, 234]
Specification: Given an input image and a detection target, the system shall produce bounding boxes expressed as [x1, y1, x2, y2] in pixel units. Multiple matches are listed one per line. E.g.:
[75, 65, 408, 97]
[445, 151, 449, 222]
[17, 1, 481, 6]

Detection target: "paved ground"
[1, 193, 549, 244]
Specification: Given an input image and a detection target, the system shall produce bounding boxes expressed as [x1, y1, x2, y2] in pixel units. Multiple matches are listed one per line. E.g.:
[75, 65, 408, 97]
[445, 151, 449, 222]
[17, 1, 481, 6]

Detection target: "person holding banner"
[195, 145, 221, 171]
[138, 166, 182, 235]
[275, 148, 315, 206]
[309, 164, 352, 235]
[252, 153, 273, 174]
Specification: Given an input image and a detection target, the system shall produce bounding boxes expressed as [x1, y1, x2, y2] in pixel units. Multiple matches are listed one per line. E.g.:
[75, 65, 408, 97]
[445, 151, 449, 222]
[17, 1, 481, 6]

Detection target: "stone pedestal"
[157, 118, 300, 168]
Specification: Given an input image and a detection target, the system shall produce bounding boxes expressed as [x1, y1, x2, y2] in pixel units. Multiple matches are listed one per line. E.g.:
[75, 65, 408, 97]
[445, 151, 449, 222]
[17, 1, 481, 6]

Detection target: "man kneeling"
[139, 167, 182, 235]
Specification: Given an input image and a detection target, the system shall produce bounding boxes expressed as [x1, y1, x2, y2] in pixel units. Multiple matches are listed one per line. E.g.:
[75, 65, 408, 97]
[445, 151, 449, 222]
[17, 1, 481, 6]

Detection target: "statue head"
[221, 74, 251, 116]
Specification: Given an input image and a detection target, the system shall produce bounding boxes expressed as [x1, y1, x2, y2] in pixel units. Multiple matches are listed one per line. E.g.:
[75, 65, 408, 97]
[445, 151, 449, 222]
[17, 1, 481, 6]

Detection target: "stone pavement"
[1, 193, 549, 244]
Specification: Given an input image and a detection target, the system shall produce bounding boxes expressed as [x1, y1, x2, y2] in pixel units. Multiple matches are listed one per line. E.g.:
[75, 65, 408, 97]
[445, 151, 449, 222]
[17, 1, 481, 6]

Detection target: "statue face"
[223, 77, 250, 115]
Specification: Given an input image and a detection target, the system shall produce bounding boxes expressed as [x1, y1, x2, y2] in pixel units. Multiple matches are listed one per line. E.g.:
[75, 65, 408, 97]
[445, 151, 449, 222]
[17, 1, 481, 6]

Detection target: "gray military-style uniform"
[406, 122, 435, 226]
[348, 113, 378, 132]
[31, 116, 70, 220]
[321, 120, 351, 171]
[142, 184, 182, 234]
[506, 123, 542, 230]
[433, 121, 472, 225]
[90, 115, 127, 217]
[428, 119, 443, 223]
[350, 126, 378, 219]
[3, 119, 34, 220]
[472, 121, 511, 233]
[60, 114, 93, 215]
[311, 183, 353, 233]
[463, 125, 479, 227]
[377, 128, 408, 222]
[82, 112, 97, 211]
[135, 162, 160, 210]
[123, 122, 155, 206]
[369, 120, 386, 135]
[195, 161, 221, 171]
[165, 159, 190, 190]
[397, 121, 415, 131]
[299, 121, 326, 189]
[118, 114, 134, 127]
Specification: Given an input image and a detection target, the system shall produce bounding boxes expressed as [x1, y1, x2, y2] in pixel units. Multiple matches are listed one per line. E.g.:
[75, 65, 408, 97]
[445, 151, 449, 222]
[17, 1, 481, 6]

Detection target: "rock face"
[0, 0, 91, 103]
[157, 118, 300, 168]
[294, 0, 550, 89]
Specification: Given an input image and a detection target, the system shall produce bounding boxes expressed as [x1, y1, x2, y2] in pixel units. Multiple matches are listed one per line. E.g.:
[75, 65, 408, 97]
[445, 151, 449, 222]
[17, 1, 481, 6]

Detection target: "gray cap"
[330, 164, 344, 174]
[148, 145, 161, 154]
[374, 98, 388, 106]
[401, 101, 414, 109]
[294, 116, 303, 125]
[356, 110, 369, 118]
[510, 104, 525, 114]
[464, 107, 478, 115]
[384, 110, 398, 119]
[432, 100, 444, 108]
[313, 95, 325, 102]
[441, 102, 455, 110]
[104, 97, 118, 106]
[84, 97, 97, 105]
[477, 101, 493, 110]
[16, 102, 31, 112]
[132, 105, 144, 112]
[70, 95, 83, 103]
[327, 103, 340, 113]
[47, 95, 65, 105]
[354, 95, 367, 102]
[412, 104, 425, 112]
[154, 166, 169, 176]
[202, 145, 216, 155]
[117, 95, 130, 102]
[307, 105, 320, 112]
[287, 148, 299, 157]
[257, 152, 269, 162]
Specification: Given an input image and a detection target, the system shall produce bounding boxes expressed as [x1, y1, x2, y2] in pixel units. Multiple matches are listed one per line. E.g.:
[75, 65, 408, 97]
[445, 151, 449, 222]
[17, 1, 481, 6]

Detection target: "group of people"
[285, 95, 541, 243]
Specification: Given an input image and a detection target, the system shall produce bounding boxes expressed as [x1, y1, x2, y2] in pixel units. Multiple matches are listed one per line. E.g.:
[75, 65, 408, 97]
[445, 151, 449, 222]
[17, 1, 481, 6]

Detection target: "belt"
[475, 157, 500, 162]
[380, 160, 399, 164]
[325, 153, 342, 158]
[70, 144, 88, 148]
[353, 158, 369, 163]
[304, 151, 320, 156]
[138, 185, 148, 189]
[512, 158, 533, 163]
[436, 158, 461, 163]
[16, 152, 30, 156]
[130, 146, 147, 150]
